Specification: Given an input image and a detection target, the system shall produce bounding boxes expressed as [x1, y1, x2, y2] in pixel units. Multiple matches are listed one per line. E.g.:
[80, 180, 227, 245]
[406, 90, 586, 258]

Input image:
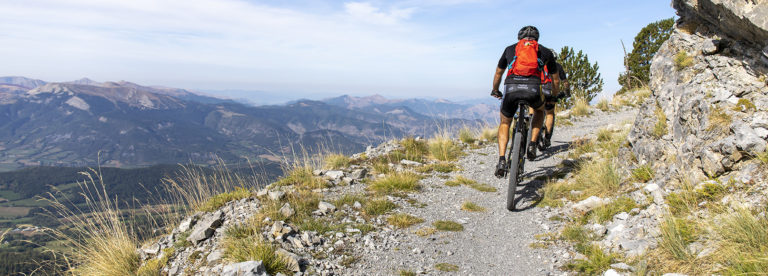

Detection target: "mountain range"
[0, 77, 490, 171]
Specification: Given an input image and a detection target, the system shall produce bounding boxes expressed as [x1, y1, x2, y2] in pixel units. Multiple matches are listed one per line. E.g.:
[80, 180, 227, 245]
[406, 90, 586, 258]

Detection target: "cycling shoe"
[494, 159, 507, 178]
[527, 143, 537, 161]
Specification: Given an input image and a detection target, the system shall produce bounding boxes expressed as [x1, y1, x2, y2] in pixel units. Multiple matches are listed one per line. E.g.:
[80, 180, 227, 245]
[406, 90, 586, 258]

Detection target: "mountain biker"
[492, 26, 560, 178]
[538, 60, 569, 150]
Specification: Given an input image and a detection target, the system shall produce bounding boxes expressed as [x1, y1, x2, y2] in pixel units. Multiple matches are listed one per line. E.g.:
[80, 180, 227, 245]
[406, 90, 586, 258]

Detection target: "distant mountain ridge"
[323, 94, 497, 122]
[0, 77, 474, 171]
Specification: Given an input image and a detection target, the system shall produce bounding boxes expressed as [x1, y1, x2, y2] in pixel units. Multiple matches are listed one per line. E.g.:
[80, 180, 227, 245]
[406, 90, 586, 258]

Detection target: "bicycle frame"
[507, 102, 530, 182]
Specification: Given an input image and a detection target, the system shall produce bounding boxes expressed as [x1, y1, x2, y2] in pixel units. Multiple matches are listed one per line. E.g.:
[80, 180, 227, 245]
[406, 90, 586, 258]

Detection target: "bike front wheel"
[506, 130, 524, 211]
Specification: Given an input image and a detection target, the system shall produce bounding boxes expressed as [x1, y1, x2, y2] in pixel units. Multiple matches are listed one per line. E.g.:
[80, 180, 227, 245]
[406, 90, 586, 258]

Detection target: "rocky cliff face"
[629, 0, 768, 184]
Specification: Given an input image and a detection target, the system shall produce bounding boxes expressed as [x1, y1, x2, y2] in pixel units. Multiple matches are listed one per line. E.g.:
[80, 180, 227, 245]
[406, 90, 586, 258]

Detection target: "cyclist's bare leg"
[530, 108, 546, 143]
[545, 105, 555, 135]
[498, 112, 513, 157]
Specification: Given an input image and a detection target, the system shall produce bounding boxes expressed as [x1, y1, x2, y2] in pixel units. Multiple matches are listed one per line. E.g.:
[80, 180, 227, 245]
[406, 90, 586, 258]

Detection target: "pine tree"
[558, 46, 603, 108]
[618, 18, 675, 92]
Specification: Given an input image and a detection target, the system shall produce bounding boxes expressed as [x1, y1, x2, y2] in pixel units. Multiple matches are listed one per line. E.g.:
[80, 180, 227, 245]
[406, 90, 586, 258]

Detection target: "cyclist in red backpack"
[491, 26, 560, 177]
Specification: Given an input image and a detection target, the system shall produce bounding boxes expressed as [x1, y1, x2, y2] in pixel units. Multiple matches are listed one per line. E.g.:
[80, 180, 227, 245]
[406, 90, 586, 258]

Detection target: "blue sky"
[0, 0, 675, 102]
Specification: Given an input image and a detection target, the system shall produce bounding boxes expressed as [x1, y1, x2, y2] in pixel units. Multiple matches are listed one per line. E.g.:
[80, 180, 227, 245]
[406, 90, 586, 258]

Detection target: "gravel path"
[348, 108, 638, 276]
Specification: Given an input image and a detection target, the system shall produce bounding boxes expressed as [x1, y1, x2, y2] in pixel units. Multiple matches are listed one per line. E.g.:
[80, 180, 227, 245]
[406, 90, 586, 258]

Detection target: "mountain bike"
[504, 100, 533, 211]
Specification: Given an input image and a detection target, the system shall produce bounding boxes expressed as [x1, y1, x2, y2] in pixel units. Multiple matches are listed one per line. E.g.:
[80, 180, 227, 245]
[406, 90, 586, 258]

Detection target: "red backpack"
[508, 39, 543, 77]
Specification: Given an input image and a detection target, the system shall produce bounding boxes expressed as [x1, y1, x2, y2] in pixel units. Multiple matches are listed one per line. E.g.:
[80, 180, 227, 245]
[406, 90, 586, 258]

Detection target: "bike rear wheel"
[506, 130, 524, 211]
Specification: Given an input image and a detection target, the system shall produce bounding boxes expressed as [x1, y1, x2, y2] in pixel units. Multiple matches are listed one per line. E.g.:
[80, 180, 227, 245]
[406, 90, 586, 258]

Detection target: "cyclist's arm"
[551, 72, 560, 97]
[492, 67, 504, 92]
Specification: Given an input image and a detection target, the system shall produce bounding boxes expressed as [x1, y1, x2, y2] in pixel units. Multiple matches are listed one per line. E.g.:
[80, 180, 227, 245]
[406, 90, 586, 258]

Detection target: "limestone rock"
[279, 203, 295, 218]
[572, 196, 605, 213]
[268, 190, 285, 201]
[318, 201, 336, 214]
[187, 210, 224, 244]
[221, 261, 267, 276]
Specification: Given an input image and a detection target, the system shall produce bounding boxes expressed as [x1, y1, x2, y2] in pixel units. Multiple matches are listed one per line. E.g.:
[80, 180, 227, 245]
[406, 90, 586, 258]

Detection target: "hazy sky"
[0, 0, 675, 101]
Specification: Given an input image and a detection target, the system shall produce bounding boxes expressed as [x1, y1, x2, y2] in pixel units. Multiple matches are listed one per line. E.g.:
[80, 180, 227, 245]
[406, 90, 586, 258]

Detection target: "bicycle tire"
[506, 130, 523, 211]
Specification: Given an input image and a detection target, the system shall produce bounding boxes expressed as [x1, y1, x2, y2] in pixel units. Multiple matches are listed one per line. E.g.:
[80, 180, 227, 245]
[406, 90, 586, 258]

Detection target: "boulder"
[572, 196, 605, 213]
[221, 261, 268, 276]
[324, 170, 345, 180]
[279, 203, 295, 218]
[318, 201, 336, 214]
[350, 168, 368, 180]
[268, 190, 285, 201]
[276, 248, 302, 272]
[399, 159, 423, 166]
[187, 210, 224, 244]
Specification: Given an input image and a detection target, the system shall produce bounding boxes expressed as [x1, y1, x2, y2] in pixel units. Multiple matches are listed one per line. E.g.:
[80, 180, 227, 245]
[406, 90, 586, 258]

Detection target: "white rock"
[324, 170, 345, 180]
[573, 196, 605, 213]
[268, 190, 285, 201]
[221, 261, 267, 276]
[318, 201, 336, 213]
[614, 212, 630, 220]
[400, 159, 423, 166]
[603, 269, 621, 276]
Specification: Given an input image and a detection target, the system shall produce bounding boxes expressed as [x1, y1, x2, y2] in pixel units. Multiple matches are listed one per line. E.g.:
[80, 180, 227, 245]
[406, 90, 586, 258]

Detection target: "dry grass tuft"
[458, 127, 477, 144]
[571, 97, 591, 117]
[368, 172, 421, 196]
[387, 213, 424, 229]
[433, 220, 464, 231]
[461, 201, 486, 212]
[707, 106, 731, 135]
[674, 50, 694, 70]
[273, 166, 328, 189]
[323, 153, 351, 169]
[652, 106, 668, 138]
[596, 98, 611, 112]
[428, 134, 463, 161]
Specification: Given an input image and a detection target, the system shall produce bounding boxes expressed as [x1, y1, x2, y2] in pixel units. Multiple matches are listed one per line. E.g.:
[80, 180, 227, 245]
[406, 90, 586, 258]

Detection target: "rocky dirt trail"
[348, 108, 637, 275]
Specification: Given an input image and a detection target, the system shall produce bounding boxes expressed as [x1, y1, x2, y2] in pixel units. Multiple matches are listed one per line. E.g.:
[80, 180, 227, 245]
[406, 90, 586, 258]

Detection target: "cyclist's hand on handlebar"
[491, 90, 502, 99]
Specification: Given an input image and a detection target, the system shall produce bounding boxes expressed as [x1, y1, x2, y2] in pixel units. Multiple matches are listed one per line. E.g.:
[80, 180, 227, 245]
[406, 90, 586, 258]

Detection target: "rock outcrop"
[630, 0, 768, 184]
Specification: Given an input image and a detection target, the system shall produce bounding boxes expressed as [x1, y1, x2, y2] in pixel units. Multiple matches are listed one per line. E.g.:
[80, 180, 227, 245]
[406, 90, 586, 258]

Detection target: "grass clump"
[416, 162, 457, 173]
[652, 106, 668, 138]
[435, 263, 459, 272]
[368, 172, 421, 195]
[733, 98, 756, 112]
[398, 269, 417, 276]
[254, 190, 321, 226]
[414, 227, 437, 237]
[461, 201, 486, 212]
[333, 193, 366, 207]
[582, 196, 638, 224]
[399, 137, 429, 162]
[715, 208, 768, 274]
[137, 248, 174, 276]
[222, 236, 292, 275]
[273, 166, 328, 189]
[198, 187, 251, 212]
[571, 97, 590, 117]
[596, 98, 611, 112]
[674, 50, 693, 70]
[481, 126, 498, 142]
[707, 106, 731, 135]
[695, 181, 725, 201]
[573, 159, 622, 198]
[323, 153, 350, 169]
[756, 149, 768, 166]
[565, 244, 619, 274]
[363, 199, 397, 217]
[433, 220, 464, 231]
[445, 175, 497, 192]
[631, 164, 654, 182]
[428, 135, 463, 161]
[658, 216, 697, 261]
[459, 127, 477, 144]
[387, 213, 424, 229]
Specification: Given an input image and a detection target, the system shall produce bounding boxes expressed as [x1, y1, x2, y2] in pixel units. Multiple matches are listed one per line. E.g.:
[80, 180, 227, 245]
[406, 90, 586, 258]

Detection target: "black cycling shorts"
[500, 82, 544, 118]
[542, 83, 556, 110]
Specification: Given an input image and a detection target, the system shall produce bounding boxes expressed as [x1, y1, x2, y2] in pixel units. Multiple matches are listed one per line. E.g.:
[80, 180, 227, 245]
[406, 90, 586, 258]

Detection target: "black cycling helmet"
[518, 26, 539, 41]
